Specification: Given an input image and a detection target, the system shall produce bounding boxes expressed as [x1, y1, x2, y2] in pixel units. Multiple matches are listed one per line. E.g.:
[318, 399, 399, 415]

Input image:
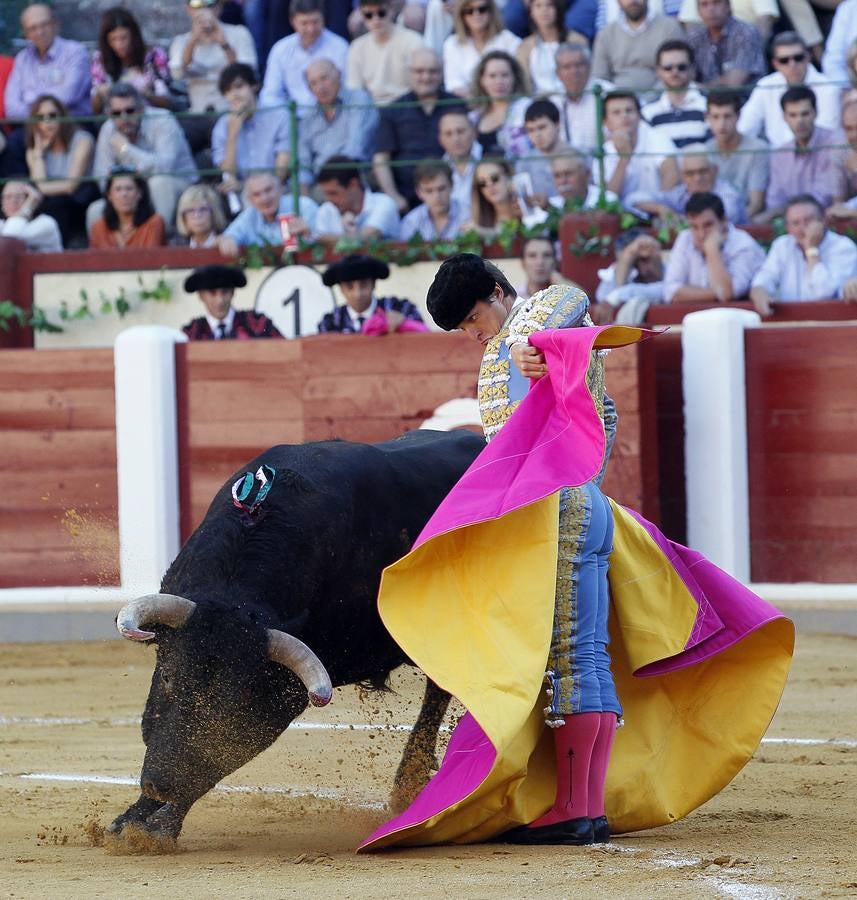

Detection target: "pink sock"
[587, 712, 617, 818]
[529, 711, 601, 828]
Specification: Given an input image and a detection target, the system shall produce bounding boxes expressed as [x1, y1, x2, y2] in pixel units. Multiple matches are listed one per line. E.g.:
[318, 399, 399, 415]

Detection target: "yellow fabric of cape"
[372, 497, 794, 848]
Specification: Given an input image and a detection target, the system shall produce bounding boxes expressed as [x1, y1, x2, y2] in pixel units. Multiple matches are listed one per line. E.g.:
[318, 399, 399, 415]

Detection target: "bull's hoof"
[104, 822, 178, 856]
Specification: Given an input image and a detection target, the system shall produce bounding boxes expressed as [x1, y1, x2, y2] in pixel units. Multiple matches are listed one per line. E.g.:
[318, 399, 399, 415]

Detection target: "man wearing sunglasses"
[738, 31, 840, 146]
[91, 83, 197, 231]
[346, 0, 426, 105]
[641, 40, 710, 149]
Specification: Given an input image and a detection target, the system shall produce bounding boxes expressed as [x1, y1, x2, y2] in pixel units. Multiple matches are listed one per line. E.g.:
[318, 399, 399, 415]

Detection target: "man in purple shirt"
[664, 191, 765, 304]
[760, 86, 847, 225]
[3, 4, 91, 121]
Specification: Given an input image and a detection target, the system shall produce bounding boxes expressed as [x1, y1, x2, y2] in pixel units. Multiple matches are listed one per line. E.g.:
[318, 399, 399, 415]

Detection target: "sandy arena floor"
[0, 631, 855, 899]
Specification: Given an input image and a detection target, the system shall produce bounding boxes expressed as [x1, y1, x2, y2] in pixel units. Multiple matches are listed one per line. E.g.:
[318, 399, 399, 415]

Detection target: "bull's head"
[115, 594, 332, 814]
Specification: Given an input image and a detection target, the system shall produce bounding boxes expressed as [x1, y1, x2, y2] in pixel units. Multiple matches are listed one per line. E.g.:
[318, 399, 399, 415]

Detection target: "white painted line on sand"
[3, 771, 387, 809]
[2, 715, 855, 748]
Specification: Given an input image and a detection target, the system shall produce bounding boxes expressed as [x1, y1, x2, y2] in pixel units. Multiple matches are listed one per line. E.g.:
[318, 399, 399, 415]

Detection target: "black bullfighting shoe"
[500, 817, 595, 845]
[590, 815, 610, 843]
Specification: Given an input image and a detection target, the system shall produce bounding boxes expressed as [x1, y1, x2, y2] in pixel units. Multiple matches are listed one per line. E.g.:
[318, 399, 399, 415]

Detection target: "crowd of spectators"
[3, 0, 857, 323]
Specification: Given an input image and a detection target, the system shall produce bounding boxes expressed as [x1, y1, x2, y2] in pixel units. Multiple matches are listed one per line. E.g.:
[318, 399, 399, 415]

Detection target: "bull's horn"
[266, 629, 333, 707]
[116, 594, 197, 642]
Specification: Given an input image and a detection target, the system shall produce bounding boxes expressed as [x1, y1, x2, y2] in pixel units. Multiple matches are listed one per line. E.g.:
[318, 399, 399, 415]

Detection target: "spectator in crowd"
[346, 0, 426, 104]
[760, 87, 846, 224]
[641, 40, 710, 149]
[314, 155, 401, 243]
[750, 195, 857, 313]
[627, 144, 746, 223]
[24, 94, 96, 245]
[298, 59, 378, 191]
[517, 98, 566, 198]
[738, 32, 840, 146]
[663, 191, 765, 304]
[173, 183, 227, 247]
[439, 110, 483, 209]
[468, 50, 530, 157]
[443, 0, 521, 96]
[4, 4, 91, 121]
[593, 228, 665, 322]
[598, 91, 679, 202]
[169, 0, 257, 151]
[91, 84, 197, 229]
[591, 0, 683, 92]
[218, 171, 318, 256]
[549, 149, 617, 208]
[822, 0, 857, 91]
[552, 42, 613, 156]
[826, 100, 857, 222]
[465, 157, 524, 235]
[0, 178, 62, 252]
[182, 264, 281, 340]
[89, 168, 166, 249]
[373, 49, 463, 212]
[212, 63, 289, 203]
[400, 162, 468, 239]
[517, 235, 569, 297]
[705, 91, 768, 220]
[91, 7, 172, 115]
[516, 0, 568, 95]
[684, 0, 765, 88]
[319, 254, 428, 334]
[261, 0, 347, 116]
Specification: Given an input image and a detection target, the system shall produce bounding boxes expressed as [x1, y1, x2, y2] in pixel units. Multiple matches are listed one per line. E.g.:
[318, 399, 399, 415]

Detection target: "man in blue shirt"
[314, 155, 401, 244]
[260, 0, 348, 117]
[218, 171, 318, 256]
[212, 63, 291, 200]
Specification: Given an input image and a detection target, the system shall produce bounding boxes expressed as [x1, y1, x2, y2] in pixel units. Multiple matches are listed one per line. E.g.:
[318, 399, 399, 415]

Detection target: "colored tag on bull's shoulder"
[232, 472, 255, 506]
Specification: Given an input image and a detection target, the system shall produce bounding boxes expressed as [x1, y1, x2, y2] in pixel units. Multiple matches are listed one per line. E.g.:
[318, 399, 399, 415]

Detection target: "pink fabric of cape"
[360, 325, 789, 849]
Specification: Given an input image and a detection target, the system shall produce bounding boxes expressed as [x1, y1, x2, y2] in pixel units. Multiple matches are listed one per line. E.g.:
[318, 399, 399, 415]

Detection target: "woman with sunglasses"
[24, 94, 96, 246]
[89, 168, 166, 249]
[443, 0, 521, 96]
[516, 0, 570, 95]
[468, 50, 530, 156]
[173, 183, 228, 247]
[91, 7, 173, 115]
[465, 157, 523, 235]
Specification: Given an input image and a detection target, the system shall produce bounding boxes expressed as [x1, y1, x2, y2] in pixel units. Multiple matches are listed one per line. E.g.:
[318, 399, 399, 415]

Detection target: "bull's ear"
[281, 469, 317, 494]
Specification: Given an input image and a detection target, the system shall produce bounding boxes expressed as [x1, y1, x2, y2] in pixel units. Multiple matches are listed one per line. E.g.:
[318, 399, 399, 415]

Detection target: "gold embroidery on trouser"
[548, 486, 590, 714]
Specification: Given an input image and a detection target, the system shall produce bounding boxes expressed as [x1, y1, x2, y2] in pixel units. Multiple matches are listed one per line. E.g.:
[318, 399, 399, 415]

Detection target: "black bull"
[110, 429, 484, 844]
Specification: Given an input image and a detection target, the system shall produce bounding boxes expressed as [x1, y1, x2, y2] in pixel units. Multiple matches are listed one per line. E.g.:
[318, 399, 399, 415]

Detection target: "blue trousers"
[548, 481, 622, 716]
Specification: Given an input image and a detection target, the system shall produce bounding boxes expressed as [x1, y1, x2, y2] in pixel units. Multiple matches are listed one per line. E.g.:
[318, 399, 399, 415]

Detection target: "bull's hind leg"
[390, 677, 451, 812]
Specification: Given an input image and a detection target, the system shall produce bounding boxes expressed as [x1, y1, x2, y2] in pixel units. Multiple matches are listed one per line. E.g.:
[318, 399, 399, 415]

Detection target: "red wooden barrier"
[0, 348, 119, 587]
[745, 325, 857, 583]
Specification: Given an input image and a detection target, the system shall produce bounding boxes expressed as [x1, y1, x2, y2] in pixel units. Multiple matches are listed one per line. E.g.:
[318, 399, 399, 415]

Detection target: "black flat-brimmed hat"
[184, 264, 247, 293]
[322, 255, 390, 287]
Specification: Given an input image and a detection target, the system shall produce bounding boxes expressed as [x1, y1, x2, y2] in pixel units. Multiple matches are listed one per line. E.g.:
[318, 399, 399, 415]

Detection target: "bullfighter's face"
[457, 286, 509, 345]
[198, 287, 234, 320]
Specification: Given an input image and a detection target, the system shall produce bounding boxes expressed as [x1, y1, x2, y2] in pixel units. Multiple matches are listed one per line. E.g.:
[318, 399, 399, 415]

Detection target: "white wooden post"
[682, 308, 761, 582]
[114, 326, 187, 594]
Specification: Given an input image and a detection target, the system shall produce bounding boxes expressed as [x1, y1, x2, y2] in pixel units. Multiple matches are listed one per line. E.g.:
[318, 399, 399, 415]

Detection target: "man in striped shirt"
[641, 39, 710, 149]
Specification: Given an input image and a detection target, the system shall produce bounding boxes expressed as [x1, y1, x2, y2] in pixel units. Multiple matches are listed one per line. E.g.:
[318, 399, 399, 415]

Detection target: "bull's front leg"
[390, 677, 451, 812]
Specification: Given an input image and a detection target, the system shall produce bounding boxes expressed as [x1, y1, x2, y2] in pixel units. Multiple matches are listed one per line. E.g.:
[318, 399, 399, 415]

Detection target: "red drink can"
[278, 214, 299, 250]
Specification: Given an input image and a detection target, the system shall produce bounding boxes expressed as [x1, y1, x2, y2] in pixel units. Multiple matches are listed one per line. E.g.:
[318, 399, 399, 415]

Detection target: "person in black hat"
[424, 253, 626, 847]
[182, 263, 282, 340]
[318, 253, 428, 335]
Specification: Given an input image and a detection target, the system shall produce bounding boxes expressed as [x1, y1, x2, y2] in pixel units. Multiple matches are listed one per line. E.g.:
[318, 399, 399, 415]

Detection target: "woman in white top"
[516, 0, 570, 95]
[468, 50, 531, 157]
[24, 94, 96, 246]
[173, 184, 228, 248]
[463, 156, 524, 236]
[443, 0, 521, 96]
[0, 180, 63, 253]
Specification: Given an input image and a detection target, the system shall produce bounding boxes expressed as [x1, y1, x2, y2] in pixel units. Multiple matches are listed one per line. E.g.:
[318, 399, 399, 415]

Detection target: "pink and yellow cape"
[359, 325, 794, 851]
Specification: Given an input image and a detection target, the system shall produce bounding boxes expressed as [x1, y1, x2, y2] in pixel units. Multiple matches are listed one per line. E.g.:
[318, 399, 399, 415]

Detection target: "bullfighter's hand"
[510, 341, 548, 380]
[385, 309, 405, 331]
